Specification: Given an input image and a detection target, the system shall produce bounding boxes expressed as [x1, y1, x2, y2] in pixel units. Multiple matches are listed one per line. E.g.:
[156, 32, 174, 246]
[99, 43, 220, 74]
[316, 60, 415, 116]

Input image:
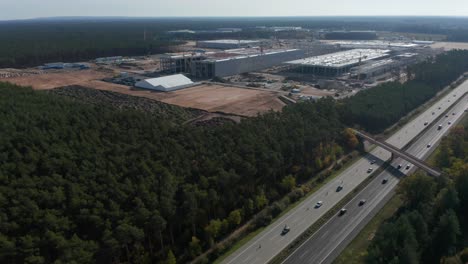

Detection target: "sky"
[2, 0, 468, 20]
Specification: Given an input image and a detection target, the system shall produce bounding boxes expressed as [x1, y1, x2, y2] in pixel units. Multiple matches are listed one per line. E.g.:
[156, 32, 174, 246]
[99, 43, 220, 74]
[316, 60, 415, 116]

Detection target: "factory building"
[285, 49, 391, 77]
[135, 74, 194, 92]
[192, 49, 304, 78]
[160, 48, 305, 78]
[349, 59, 399, 80]
[196, 39, 262, 49]
[160, 53, 206, 74]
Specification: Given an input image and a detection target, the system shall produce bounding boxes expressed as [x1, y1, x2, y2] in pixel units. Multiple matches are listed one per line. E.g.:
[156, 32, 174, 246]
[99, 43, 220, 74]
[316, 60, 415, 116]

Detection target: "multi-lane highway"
[283, 91, 468, 264]
[222, 80, 468, 264]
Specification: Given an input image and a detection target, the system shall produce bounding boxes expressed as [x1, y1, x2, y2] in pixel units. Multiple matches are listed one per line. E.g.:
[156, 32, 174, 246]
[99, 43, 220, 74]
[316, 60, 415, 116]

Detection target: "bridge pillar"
[362, 140, 372, 152]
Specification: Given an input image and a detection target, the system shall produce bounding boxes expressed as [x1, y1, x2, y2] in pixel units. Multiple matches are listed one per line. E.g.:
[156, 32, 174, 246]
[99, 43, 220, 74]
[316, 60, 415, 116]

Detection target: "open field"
[78, 81, 285, 117]
[153, 83, 286, 116]
[2, 67, 285, 116]
[3, 69, 114, 90]
[298, 86, 335, 97]
[431, 41, 468, 50]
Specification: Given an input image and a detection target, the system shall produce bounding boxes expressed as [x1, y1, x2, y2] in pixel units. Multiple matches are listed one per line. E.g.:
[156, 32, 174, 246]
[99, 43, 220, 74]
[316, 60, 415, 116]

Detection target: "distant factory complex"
[196, 39, 262, 49]
[161, 46, 304, 78]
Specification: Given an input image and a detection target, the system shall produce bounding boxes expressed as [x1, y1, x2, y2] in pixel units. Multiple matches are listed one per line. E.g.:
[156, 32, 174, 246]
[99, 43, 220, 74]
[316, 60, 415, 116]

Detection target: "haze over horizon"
[2, 0, 468, 21]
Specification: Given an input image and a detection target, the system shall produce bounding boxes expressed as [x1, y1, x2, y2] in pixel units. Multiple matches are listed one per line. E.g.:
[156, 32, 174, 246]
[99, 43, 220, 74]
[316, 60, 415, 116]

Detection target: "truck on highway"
[438, 124, 442, 130]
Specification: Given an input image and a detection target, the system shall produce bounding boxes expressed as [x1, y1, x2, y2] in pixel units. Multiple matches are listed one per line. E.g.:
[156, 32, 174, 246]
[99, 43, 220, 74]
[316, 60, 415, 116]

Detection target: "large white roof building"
[285, 49, 391, 76]
[135, 74, 194, 92]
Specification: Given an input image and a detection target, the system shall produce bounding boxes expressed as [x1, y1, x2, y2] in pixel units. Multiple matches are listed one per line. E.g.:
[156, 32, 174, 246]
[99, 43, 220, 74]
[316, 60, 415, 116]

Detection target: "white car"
[315, 201, 323, 208]
[367, 168, 373, 173]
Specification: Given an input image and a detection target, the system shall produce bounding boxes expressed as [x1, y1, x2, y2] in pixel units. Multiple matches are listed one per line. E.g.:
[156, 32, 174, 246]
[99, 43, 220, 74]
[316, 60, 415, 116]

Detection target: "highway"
[221, 80, 468, 264]
[283, 91, 468, 264]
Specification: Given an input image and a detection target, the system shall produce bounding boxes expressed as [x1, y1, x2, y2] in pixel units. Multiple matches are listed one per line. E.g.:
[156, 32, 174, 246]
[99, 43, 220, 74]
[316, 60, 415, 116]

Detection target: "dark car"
[281, 225, 290, 235]
[339, 208, 347, 216]
[382, 178, 388, 184]
[336, 185, 343, 192]
[397, 164, 402, 169]
[359, 199, 366, 206]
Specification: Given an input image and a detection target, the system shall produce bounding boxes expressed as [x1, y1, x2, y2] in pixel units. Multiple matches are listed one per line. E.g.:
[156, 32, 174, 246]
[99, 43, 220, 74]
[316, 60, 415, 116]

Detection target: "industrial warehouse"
[285, 49, 391, 76]
[160, 47, 305, 78]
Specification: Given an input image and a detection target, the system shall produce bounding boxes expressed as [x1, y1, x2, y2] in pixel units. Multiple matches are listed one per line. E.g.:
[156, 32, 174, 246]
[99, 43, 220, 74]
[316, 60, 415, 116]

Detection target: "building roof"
[198, 39, 260, 44]
[202, 49, 301, 63]
[330, 40, 418, 49]
[286, 49, 390, 68]
[142, 74, 193, 89]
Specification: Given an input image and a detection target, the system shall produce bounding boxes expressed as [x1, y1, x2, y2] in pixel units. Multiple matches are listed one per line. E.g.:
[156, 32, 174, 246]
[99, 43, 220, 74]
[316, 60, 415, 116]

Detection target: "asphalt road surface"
[222, 80, 468, 264]
[282, 91, 468, 264]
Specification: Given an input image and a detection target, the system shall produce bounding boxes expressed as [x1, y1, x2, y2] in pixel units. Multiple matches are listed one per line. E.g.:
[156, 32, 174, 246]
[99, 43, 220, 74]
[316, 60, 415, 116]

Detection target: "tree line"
[0, 20, 174, 68]
[366, 121, 468, 264]
[340, 50, 468, 133]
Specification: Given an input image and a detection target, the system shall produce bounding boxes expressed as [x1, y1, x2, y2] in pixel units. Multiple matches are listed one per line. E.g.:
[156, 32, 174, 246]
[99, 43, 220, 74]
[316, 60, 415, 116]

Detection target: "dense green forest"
[0, 20, 174, 68]
[340, 50, 468, 133]
[366, 120, 468, 264]
[0, 83, 355, 263]
[2, 17, 468, 67]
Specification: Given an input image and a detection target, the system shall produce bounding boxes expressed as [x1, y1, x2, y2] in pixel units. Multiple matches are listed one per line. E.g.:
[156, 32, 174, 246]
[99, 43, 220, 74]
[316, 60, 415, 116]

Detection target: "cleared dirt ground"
[431, 42, 468, 50]
[3, 69, 114, 90]
[78, 82, 285, 116]
[153, 84, 285, 116]
[3, 68, 286, 116]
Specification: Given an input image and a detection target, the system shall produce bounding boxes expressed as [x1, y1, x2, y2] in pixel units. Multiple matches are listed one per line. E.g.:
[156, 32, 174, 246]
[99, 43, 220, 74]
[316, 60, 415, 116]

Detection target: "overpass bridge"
[354, 129, 442, 177]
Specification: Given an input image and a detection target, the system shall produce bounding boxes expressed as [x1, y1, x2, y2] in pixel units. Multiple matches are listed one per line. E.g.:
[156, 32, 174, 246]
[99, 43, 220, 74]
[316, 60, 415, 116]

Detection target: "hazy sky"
[2, 0, 468, 20]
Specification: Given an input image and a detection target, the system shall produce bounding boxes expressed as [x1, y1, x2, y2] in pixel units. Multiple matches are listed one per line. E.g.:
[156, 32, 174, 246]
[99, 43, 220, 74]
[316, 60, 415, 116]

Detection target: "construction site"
[0, 36, 442, 118]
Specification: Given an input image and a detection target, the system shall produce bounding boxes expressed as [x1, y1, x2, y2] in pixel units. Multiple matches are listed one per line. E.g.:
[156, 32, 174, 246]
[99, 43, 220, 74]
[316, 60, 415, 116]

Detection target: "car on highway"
[432, 112, 435, 115]
[445, 115, 449, 118]
[339, 208, 347, 216]
[367, 168, 373, 173]
[336, 185, 343, 192]
[315, 201, 323, 208]
[358, 199, 366, 206]
[406, 164, 411, 170]
[438, 106, 441, 109]
[281, 225, 290, 235]
[427, 144, 431, 148]
[424, 121, 428, 126]
[382, 178, 388, 184]
[397, 164, 402, 169]
[438, 124, 443, 130]
[452, 112, 456, 115]
[370, 160, 376, 164]
[448, 121, 452, 125]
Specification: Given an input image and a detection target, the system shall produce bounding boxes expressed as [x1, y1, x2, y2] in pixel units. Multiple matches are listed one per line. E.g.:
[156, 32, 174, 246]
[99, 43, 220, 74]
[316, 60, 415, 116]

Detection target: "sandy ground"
[154, 84, 285, 116]
[3, 67, 286, 116]
[431, 42, 468, 50]
[75, 82, 285, 116]
[299, 86, 334, 97]
[4, 69, 114, 90]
